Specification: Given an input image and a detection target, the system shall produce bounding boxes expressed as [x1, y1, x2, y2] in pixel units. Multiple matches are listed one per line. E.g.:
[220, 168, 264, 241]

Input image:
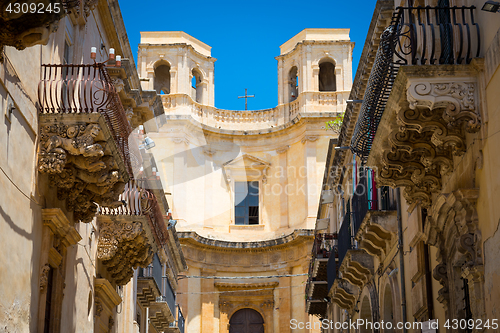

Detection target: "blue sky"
[120, 0, 377, 110]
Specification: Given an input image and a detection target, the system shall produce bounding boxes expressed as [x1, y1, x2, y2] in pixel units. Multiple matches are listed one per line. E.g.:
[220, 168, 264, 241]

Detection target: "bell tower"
[138, 31, 216, 106]
[275, 29, 354, 105]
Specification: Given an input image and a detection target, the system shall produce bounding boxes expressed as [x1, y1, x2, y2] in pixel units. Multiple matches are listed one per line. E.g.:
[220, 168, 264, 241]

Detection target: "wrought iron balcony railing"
[351, 169, 397, 237]
[169, 305, 185, 333]
[157, 276, 176, 317]
[338, 207, 353, 268]
[327, 252, 337, 292]
[350, 5, 480, 163]
[99, 180, 169, 246]
[38, 63, 134, 175]
[312, 233, 337, 259]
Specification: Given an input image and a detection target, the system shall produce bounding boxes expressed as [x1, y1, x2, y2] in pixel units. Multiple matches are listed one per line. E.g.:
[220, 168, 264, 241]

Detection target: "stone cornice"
[139, 43, 217, 62]
[215, 281, 279, 290]
[42, 208, 82, 248]
[275, 40, 355, 60]
[178, 229, 314, 252]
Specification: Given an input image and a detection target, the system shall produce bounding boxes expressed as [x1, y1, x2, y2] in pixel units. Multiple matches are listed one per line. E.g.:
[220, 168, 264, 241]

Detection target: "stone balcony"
[160, 90, 349, 131]
[97, 180, 170, 285]
[0, 0, 97, 57]
[37, 63, 134, 223]
[329, 279, 357, 311]
[165, 305, 185, 333]
[355, 210, 397, 259]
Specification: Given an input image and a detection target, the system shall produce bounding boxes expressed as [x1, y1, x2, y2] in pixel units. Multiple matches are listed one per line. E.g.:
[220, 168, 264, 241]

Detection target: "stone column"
[278, 146, 290, 229]
[187, 266, 202, 333]
[278, 268, 292, 332]
[303, 136, 318, 228]
[291, 265, 307, 333]
[201, 268, 216, 333]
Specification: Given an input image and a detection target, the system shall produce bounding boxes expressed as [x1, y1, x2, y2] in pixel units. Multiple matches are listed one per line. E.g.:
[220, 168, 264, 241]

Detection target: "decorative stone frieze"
[368, 66, 481, 208]
[96, 216, 154, 286]
[38, 114, 129, 222]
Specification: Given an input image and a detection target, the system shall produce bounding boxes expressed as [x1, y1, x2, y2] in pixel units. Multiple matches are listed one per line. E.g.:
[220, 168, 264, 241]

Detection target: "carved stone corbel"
[96, 217, 154, 285]
[38, 114, 129, 222]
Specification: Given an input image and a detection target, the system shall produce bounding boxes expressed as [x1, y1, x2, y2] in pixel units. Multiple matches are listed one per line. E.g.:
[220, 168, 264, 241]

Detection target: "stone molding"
[94, 278, 121, 333]
[38, 114, 129, 222]
[42, 208, 82, 248]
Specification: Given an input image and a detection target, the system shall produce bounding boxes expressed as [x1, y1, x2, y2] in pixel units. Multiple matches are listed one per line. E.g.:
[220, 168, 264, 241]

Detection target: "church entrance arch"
[229, 308, 264, 333]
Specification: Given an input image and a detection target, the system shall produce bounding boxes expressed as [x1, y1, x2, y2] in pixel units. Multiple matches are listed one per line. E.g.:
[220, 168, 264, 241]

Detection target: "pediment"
[223, 154, 270, 170]
[222, 154, 271, 183]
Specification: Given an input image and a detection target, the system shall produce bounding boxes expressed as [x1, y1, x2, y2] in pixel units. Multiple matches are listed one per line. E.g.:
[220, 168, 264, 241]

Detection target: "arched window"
[319, 59, 336, 92]
[192, 69, 203, 103]
[229, 308, 264, 333]
[288, 66, 298, 102]
[154, 64, 171, 95]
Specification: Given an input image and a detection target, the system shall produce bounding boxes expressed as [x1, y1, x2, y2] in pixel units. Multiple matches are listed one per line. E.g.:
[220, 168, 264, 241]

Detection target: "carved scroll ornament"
[374, 79, 480, 208]
[38, 122, 126, 222]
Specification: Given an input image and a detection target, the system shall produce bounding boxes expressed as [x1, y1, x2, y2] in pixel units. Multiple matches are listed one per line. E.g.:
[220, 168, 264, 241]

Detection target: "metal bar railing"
[38, 63, 134, 176]
[327, 251, 337, 292]
[337, 207, 352, 268]
[177, 305, 185, 333]
[139, 253, 162, 292]
[159, 276, 176, 317]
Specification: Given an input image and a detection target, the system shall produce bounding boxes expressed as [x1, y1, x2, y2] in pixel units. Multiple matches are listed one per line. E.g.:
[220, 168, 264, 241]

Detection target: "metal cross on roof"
[237, 88, 255, 110]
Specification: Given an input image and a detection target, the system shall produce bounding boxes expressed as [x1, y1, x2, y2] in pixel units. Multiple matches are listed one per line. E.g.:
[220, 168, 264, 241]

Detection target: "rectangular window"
[235, 181, 259, 225]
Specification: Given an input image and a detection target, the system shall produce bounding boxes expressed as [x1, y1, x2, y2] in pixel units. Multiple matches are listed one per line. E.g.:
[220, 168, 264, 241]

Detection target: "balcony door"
[229, 308, 264, 333]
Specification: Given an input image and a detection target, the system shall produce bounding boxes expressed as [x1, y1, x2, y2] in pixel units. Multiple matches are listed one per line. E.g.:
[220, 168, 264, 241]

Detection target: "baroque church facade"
[138, 29, 353, 332]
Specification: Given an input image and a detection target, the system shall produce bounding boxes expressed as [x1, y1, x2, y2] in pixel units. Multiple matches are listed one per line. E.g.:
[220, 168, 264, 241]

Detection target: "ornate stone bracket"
[368, 68, 481, 208]
[330, 279, 357, 311]
[97, 216, 154, 286]
[355, 211, 397, 259]
[38, 114, 129, 222]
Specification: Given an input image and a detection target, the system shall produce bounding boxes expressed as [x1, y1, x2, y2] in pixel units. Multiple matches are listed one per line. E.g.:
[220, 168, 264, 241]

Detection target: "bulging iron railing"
[350, 5, 480, 163]
[312, 233, 337, 259]
[98, 180, 169, 246]
[38, 63, 134, 175]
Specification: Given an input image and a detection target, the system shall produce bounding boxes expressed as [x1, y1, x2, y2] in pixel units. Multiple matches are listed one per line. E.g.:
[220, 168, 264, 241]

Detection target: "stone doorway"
[229, 308, 264, 333]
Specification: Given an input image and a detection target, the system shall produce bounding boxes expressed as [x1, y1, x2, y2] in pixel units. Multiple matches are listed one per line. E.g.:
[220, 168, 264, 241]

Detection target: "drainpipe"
[396, 188, 407, 333]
